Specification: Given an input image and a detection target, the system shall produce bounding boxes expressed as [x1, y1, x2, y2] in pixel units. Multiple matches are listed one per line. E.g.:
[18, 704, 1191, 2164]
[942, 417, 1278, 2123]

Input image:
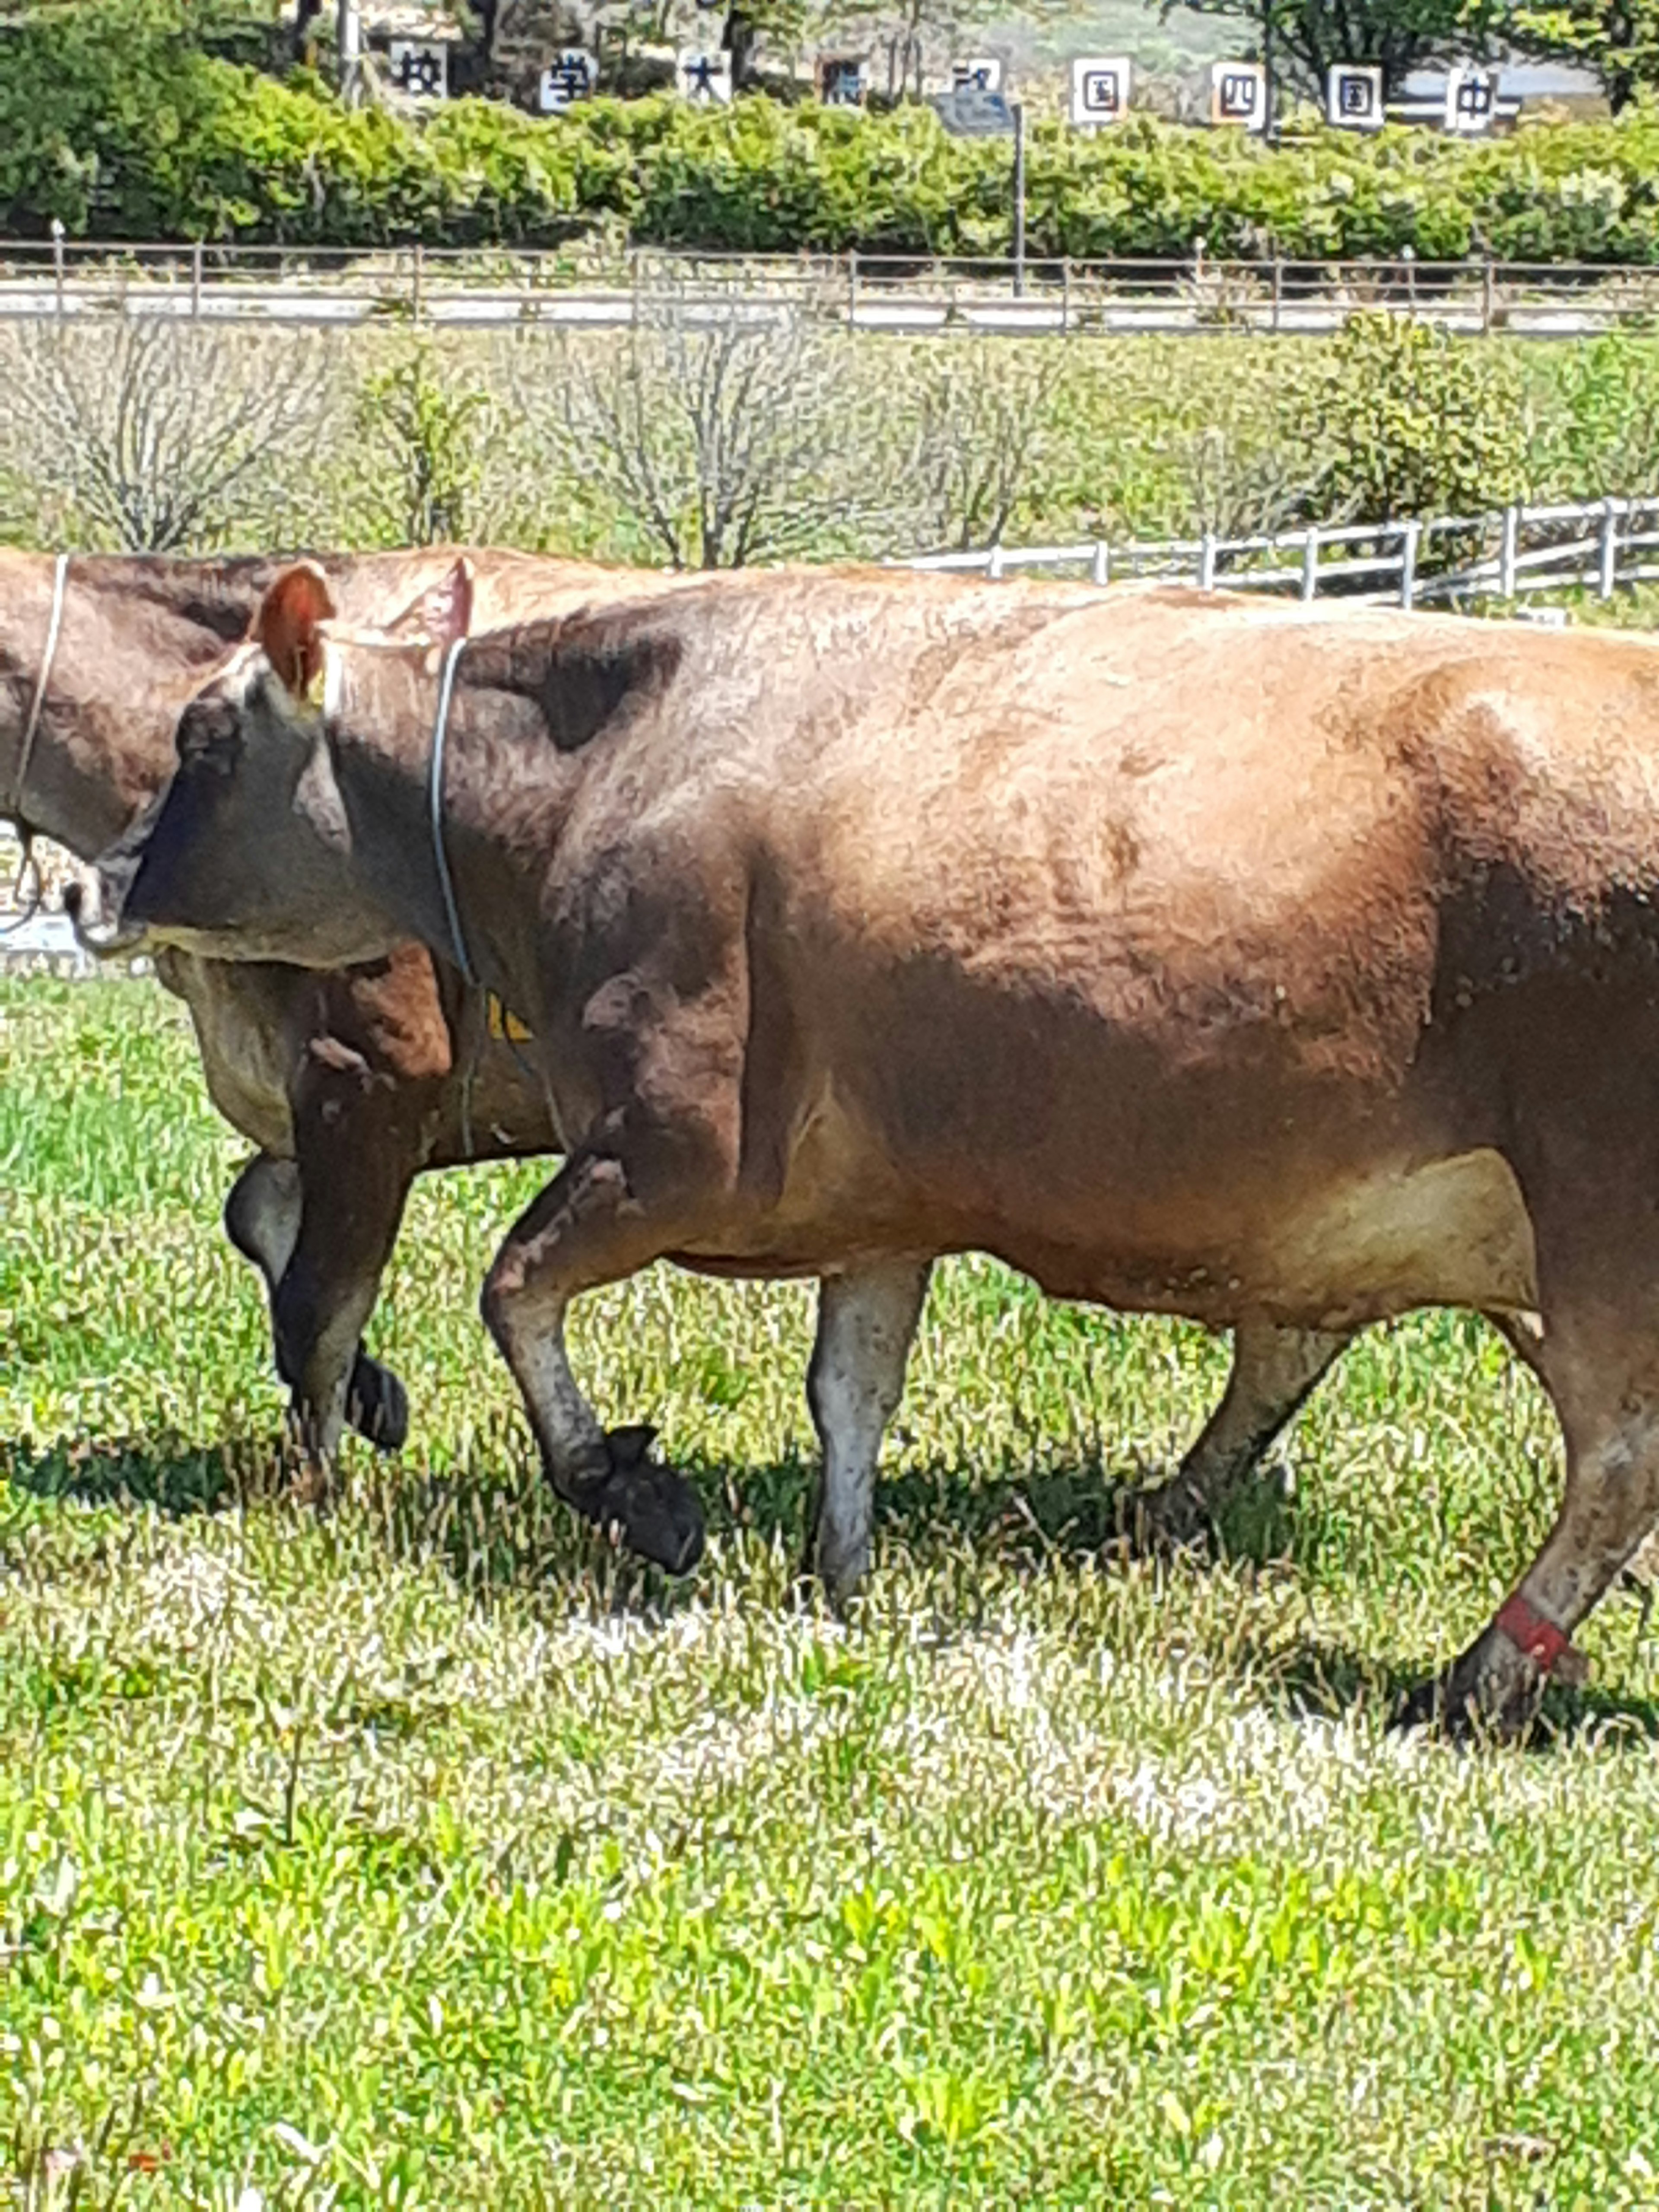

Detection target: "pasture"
[6, 975, 1659, 2205]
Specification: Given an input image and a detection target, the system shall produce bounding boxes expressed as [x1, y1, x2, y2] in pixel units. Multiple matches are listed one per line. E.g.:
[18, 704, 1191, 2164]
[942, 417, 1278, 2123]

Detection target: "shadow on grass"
[1, 1423, 1274, 1595]
[2, 1434, 248, 1516]
[1230, 1626, 1659, 1749]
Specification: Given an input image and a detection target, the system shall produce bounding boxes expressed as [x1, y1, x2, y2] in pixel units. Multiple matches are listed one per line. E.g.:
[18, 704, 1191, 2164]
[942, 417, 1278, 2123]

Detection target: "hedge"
[5, 6, 1659, 260]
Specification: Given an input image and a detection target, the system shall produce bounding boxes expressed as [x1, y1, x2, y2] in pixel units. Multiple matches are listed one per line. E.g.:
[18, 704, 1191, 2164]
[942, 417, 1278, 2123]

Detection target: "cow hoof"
[346, 1354, 410, 1453]
[1392, 1630, 1548, 1743]
[1116, 1477, 1213, 1557]
[571, 1427, 705, 1576]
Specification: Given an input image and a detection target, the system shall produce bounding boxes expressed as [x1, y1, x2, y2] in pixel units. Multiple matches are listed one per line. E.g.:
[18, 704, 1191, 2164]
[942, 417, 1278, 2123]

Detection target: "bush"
[1284, 313, 1533, 523]
[8, 7, 1659, 259]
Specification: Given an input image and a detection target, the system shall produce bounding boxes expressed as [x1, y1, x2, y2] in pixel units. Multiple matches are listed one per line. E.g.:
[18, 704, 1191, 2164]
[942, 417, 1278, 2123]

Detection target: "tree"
[543, 291, 893, 568]
[0, 321, 330, 552]
[353, 340, 492, 546]
[1164, 0, 1506, 96]
[1510, 0, 1659, 111]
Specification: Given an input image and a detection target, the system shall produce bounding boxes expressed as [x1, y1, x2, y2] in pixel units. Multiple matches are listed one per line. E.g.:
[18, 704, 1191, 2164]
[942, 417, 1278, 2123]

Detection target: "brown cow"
[111, 558, 1659, 1732]
[6, 547, 1355, 1567]
[2, 552, 667, 1501]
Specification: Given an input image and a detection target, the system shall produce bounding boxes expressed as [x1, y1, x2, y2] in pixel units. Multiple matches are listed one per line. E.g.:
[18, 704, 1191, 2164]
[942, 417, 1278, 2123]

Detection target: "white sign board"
[953, 56, 1003, 95]
[388, 37, 448, 100]
[1210, 58, 1267, 131]
[1070, 56, 1131, 127]
[1444, 63, 1498, 133]
[539, 49, 598, 112]
[1326, 63, 1384, 130]
[675, 48, 732, 104]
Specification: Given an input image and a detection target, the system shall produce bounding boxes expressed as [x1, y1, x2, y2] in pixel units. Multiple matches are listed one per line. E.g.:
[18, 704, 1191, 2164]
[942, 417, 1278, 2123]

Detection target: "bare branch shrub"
[903, 339, 1064, 554]
[0, 320, 334, 552]
[533, 292, 896, 569]
[1179, 422, 1311, 541]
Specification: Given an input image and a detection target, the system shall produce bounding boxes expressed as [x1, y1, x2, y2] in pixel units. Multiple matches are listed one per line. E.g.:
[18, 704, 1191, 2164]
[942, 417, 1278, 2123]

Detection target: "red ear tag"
[1494, 1592, 1571, 1675]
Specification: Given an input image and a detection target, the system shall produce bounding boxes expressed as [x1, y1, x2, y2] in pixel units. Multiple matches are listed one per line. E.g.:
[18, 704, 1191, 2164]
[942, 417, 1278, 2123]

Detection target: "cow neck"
[335, 646, 547, 1015]
[1, 557, 181, 860]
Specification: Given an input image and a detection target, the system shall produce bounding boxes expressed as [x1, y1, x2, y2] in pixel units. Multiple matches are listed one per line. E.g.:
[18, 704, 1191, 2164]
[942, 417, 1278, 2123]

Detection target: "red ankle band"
[1494, 1592, 1571, 1675]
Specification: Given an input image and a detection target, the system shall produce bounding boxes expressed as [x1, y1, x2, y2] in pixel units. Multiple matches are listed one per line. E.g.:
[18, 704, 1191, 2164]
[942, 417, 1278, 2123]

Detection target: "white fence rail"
[5, 243, 1659, 336]
[907, 496, 1659, 609]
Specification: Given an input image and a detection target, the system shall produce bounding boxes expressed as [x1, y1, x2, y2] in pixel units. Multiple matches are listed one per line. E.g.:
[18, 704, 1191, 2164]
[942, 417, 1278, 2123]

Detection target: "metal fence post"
[1481, 256, 1495, 336]
[1061, 255, 1071, 335]
[50, 218, 64, 321]
[846, 248, 858, 326]
[1270, 255, 1283, 335]
[412, 241, 424, 324]
[1198, 531, 1217, 590]
[988, 543, 1005, 580]
[190, 239, 203, 321]
[1091, 539, 1109, 587]
[1499, 503, 1519, 599]
[1599, 495, 1622, 601]
[1399, 519, 1421, 610]
[1300, 524, 1319, 602]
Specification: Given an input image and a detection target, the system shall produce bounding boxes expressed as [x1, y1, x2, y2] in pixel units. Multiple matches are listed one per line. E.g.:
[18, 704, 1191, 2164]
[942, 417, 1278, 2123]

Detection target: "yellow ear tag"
[487, 995, 533, 1043]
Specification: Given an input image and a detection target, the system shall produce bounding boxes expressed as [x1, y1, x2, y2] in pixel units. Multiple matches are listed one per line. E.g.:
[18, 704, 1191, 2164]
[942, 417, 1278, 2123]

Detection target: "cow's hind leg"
[806, 1258, 932, 1599]
[481, 1149, 717, 1576]
[1399, 1298, 1659, 1740]
[223, 1153, 407, 1455]
[1134, 1315, 1351, 1546]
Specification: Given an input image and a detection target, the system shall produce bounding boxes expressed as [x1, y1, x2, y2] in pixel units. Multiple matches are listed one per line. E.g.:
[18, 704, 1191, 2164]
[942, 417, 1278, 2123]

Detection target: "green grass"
[6, 976, 1659, 2206]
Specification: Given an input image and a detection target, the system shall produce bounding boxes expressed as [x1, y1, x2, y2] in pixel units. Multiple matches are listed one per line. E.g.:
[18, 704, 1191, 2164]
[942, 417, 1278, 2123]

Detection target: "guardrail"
[907, 495, 1659, 607]
[3, 242, 1659, 335]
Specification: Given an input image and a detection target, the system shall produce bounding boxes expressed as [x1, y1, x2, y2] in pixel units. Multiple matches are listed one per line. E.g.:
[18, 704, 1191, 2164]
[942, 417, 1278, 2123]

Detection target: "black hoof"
[1391, 1635, 1548, 1744]
[571, 1427, 704, 1576]
[1114, 1478, 1213, 1558]
[346, 1354, 410, 1452]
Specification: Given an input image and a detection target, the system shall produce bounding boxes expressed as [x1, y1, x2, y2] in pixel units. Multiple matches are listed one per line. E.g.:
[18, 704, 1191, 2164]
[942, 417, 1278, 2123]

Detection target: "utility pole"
[1011, 99, 1027, 299]
[337, 0, 362, 107]
[1261, 2, 1277, 143]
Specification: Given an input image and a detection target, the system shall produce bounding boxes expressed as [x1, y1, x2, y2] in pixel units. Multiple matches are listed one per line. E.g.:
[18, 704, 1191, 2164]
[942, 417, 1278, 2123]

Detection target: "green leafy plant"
[353, 339, 492, 546]
[1284, 311, 1532, 522]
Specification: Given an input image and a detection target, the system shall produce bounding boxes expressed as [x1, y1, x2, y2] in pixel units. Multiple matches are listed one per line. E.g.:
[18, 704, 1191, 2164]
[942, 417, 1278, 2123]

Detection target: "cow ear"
[385, 557, 475, 665]
[256, 563, 337, 704]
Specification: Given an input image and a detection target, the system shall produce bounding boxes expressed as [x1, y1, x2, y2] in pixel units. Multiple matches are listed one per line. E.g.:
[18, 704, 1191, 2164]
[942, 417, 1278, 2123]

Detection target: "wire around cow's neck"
[427, 635, 479, 993]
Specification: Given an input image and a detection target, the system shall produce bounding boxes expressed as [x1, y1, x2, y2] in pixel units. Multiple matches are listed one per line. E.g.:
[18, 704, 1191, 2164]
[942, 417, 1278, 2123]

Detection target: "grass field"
[7, 975, 1659, 2206]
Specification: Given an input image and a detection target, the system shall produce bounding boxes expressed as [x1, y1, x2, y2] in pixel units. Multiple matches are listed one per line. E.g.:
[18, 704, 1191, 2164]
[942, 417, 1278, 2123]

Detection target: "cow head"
[105, 558, 473, 968]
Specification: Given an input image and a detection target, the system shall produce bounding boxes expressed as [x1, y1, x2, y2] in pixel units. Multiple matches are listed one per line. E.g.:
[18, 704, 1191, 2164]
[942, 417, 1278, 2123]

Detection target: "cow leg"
[480, 1150, 713, 1576]
[222, 1153, 409, 1455]
[270, 1056, 440, 1465]
[1400, 1301, 1659, 1739]
[805, 1258, 932, 1599]
[1135, 1315, 1351, 1545]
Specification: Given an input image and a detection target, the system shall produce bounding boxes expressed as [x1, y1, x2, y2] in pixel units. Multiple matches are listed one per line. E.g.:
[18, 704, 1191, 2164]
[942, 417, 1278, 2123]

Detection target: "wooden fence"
[906, 495, 1659, 609]
[4, 242, 1659, 336]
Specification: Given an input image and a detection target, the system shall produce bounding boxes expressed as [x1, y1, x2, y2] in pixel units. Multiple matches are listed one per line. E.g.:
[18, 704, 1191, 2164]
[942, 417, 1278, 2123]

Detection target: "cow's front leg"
[481, 1149, 712, 1575]
[270, 1035, 443, 1465]
[1135, 1315, 1352, 1546]
[806, 1257, 932, 1599]
[223, 1152, 409, 1457]
[1398, 1302, 1659, 1740]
